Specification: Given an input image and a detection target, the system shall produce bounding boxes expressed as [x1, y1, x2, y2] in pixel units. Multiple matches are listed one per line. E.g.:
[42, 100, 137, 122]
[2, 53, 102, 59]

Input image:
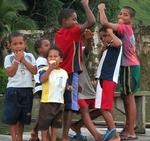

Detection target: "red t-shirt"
[55, 24, 83, 73]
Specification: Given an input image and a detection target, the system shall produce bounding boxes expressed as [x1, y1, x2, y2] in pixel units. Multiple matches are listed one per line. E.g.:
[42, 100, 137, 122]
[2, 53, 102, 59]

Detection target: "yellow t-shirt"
[40, 67, 68, 103]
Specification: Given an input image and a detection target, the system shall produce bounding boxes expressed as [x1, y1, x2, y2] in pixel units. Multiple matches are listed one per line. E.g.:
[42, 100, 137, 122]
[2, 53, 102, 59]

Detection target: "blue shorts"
[2, 88, 33, 125]
[64, 73, 79, 111]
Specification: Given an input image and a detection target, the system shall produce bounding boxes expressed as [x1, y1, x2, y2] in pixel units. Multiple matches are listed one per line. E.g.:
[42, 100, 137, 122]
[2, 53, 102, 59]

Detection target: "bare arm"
[80, 0, 96, 32]
[6, 51, 23, 77]
[107, 29, 122, 47]
[6, 61, 19, 77]
[98, 3, 118, 31]
[22, 58, 37, 74]
[84, 29, 93, 55]
[40, 63, 56, 83]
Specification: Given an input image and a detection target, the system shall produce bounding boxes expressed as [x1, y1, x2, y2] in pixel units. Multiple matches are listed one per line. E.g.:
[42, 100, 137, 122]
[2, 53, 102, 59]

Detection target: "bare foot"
[109, 133, 121, 141]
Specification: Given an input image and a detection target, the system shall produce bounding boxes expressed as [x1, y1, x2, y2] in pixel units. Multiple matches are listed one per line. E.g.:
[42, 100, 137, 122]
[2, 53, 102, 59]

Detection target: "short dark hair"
[8, 32, 25, 43]
[34, 38, 49, 54]
[99, 27, 107, 33]
[123, 6, 136, 17]
[58, 8, 75, 25]
[48, 47, 64, 59]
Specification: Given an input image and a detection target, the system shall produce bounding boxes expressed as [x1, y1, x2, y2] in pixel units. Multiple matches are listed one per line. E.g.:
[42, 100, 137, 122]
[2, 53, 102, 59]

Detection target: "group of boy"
[2, 0, 140, 141]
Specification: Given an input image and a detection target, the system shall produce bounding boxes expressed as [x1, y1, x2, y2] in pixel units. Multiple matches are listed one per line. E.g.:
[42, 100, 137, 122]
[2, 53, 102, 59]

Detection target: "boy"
[2, 32, 37, 141]
[38, 48, 68, 141]
[29, 38, 51, 141]
[98, 3, 140, 140]
[55, 0, 95, 141]
[95, 27, 122, 141]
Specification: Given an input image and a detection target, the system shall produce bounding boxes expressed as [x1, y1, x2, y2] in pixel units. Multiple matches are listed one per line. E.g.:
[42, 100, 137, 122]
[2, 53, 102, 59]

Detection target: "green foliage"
[0, 68, 7, 94]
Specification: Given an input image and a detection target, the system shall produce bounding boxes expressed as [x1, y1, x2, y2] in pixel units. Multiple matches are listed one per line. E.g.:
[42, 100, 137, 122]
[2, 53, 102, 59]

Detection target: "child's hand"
[98, 3, 106, 10]
[49, 63, 57, 70]
[81, 0, 89, 6]
[66, 85, 72, 91]
[78, 85, 82, 93]
[15, 50, 24, 62]
[84, 29, 94, 39]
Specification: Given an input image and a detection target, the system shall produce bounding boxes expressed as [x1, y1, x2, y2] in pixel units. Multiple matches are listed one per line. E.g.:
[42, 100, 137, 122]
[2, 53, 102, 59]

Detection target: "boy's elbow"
[88, 18, 96, 27]
[101, 21, 109, 27]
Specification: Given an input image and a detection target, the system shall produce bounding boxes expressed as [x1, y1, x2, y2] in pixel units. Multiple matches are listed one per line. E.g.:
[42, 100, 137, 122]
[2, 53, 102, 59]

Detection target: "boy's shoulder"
[57, 24, 81, 33]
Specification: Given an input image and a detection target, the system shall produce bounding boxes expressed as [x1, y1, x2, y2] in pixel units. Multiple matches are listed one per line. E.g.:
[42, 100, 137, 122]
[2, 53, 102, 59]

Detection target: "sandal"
[121, 134, 138, 140]
[68, 133, 87, 141]
[102, 128, 117, 141]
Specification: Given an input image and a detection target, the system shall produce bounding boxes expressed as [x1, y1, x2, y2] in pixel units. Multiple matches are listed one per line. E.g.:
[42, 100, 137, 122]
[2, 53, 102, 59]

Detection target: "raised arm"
[98, 3, 118, 31]
[107, 28, 122, 47]
[80, 0, 96, 32]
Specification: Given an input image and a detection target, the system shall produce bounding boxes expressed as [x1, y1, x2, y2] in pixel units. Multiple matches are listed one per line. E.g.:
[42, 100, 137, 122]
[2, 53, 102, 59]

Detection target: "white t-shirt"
[4, 52, 36, 88]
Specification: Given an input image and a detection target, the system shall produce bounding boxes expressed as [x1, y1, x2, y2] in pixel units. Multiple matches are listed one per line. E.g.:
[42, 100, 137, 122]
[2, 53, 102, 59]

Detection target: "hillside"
[119, 0, 150, 25]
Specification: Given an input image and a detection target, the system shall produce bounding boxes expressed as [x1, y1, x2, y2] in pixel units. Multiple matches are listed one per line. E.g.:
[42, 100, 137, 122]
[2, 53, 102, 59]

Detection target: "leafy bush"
[0, 67, 7, 94]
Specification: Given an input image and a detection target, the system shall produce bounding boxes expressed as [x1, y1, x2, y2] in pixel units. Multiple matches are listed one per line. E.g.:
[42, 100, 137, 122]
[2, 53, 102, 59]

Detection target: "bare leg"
[101, 110, 115, 130]
[41, 130, 49, 141]
[50, 127, 57, 141]
[9, 124, 18, 141]
[71, 109, 101, 133]
[62, 110, 72, 141]
[80, 107, 102, 140]
[123, 94, 136, 136]
[101, 110, 120, 141]
[17, 122, 24, 141]
[30, 120, 39, 140]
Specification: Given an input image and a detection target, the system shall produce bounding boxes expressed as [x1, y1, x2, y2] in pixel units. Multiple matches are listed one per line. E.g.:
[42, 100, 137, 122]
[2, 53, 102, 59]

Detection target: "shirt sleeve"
[36, 58, 48, 71]
[30, 54, 36, 66]
[118, 23, 126, 36]
[39, 69, 46, 82]
[4, 55, 12, 68]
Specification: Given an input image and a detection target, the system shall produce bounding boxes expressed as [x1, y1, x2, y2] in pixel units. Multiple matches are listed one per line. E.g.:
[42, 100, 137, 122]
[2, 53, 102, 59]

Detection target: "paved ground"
[0, 128, 150, 141]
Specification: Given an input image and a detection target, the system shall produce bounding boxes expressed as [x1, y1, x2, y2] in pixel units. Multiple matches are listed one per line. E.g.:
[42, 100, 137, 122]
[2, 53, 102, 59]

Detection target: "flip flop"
[68, 133, 87, 141]
[121, 135, 138, 140]
[102, 128, 117, 141]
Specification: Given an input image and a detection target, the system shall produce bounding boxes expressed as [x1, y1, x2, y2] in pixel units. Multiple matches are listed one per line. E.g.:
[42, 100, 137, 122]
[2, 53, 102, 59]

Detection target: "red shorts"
[100, 80, 116, 110]
[78, 99, 95, 109]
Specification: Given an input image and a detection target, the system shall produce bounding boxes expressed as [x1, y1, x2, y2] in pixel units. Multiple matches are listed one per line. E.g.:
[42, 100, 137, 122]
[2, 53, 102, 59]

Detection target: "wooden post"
[135, 95, 146, 134]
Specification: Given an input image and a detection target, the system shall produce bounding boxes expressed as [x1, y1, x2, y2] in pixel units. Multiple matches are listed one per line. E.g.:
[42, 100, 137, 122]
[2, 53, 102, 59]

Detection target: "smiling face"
[47, 49, 63, 68]
[10, 36, 26, 53]
[63, 12, 78, 28]
[117, 8, 134, 24]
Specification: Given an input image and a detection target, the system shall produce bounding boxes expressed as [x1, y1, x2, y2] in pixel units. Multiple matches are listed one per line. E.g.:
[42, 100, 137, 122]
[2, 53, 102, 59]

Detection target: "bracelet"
[14, 59, 20, 64]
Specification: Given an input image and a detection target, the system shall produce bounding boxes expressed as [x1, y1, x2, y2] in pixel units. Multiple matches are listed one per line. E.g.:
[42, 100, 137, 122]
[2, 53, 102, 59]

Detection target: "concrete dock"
[0, 128, 150, 141]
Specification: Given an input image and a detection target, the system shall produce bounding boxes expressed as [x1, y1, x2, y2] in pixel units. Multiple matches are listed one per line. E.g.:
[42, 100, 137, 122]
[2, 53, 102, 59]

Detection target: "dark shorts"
[78, 99, 95, 109]
[64, 73, 79, 111]
[119, 65, 140, 95]
[38, 103, 64, 130]
[2, 88, 33, 125]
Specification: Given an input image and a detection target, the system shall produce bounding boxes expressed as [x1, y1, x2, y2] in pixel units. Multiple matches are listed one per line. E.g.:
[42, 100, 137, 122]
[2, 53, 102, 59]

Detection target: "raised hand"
[98, 3, 106, 10]
[81, 0, 89, 6]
